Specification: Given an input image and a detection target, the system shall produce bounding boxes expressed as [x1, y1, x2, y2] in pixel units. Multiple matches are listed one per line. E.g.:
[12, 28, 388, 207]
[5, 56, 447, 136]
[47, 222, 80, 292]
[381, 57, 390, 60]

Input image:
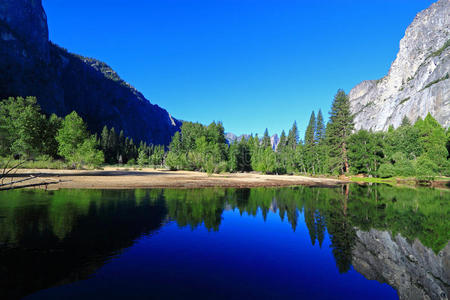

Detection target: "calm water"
[0, 185, 448, 299]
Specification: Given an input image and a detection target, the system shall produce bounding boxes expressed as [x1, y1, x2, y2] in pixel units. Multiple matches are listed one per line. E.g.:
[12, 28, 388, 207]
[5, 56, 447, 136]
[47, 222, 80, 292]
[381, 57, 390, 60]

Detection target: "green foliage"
[69, 136, 105, 168]
[287, 121, 299, 150]
[99, 126, 138, 164]
[0, 97, 60, 158]
[262, 128, 271, 148]
[56, 111, 104, 168]
[161, 93, 447, 180]
[348, 130, 384, 175]
[421, 73, 449, 90]
[137, 148, 149, 167]
[399, 97, 410, 105]
[429, 39, 450, 58]
[165, 121, 228, 173]
[325, 89, 354, 174]
[415, 156, 438, 181]
[378, 163, 395, 178]
[414, 113, 449, 173]
[228, 137, 251, 172]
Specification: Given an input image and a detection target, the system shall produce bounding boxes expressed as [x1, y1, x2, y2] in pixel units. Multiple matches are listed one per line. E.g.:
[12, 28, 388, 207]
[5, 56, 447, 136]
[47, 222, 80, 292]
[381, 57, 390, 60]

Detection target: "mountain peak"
[349, 0, 449, 131]
[0, 0, 181, 145]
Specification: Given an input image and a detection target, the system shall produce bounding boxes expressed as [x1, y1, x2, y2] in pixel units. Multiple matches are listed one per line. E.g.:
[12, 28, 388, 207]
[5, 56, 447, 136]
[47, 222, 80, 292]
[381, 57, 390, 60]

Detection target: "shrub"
[378, 163, 395, 178]
[415, 156, 438, 181]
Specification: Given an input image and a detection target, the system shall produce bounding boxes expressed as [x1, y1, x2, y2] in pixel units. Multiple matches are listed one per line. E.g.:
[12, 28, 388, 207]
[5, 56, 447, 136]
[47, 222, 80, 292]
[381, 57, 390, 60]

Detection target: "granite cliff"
[349, 0, 449, 131]
[0, 0, 181, 145]
[352, 229, 449, 300]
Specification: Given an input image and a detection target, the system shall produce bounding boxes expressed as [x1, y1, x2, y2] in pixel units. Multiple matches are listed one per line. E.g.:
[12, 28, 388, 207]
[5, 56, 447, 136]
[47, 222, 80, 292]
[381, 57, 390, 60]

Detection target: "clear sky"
[43, 0, 435, 138]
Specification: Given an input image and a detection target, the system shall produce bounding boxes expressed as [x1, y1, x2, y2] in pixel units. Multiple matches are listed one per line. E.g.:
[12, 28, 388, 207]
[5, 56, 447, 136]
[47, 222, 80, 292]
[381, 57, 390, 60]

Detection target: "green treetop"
[326, 89, 354, 174]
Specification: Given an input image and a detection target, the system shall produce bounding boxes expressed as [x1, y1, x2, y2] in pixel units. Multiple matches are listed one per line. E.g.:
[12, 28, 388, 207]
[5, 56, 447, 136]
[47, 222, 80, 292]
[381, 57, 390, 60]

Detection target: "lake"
[0, 185, 448, 299]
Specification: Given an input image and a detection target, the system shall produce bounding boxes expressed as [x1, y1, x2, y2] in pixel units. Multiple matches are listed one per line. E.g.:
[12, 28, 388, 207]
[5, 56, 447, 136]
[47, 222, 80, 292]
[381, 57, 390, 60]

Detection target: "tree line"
[1, 92, 449, 178]
[166, 89, 450, 178]
[0, 96, 162, 168]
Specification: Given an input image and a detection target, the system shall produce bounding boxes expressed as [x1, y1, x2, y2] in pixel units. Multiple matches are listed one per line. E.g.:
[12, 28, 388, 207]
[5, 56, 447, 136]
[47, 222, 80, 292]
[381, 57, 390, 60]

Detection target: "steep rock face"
[0, 0, 181, 145]
[352, 229, 449, 300]
[349, 0, 450, 130]
[225, 133, 251, 144]
[225, 133, 238, 145]
[270, 134, 279, 150]
[0, 0, 49, 61]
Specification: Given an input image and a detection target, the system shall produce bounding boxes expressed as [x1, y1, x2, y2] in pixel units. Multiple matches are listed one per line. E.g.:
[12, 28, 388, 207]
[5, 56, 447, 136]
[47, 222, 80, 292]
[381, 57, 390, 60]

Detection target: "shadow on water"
[0, 185, 448, 299]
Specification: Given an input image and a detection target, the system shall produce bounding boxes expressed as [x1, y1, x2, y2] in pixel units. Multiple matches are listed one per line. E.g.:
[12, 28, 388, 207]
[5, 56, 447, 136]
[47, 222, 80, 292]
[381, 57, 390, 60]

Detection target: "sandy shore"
[2, 167, 348, 190]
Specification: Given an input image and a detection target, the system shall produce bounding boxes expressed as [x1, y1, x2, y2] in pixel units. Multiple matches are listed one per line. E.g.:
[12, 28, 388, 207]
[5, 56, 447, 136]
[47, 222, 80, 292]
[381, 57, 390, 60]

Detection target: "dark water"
[0, 185, 448, 300]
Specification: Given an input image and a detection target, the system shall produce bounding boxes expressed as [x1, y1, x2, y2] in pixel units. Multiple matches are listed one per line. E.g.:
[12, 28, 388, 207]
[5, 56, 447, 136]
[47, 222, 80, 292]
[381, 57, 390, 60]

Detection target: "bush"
[393, 159, 416, 177]
[165, 152, 186, 171]
[215, 161, 228, 174]
[378, 163, 395, 178]
[415, 156, 438, 181]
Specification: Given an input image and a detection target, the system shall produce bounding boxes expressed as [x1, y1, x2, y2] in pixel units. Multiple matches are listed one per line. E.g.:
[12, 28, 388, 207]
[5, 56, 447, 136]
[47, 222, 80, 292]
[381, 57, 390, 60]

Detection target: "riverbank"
[3, 168, 348, 190]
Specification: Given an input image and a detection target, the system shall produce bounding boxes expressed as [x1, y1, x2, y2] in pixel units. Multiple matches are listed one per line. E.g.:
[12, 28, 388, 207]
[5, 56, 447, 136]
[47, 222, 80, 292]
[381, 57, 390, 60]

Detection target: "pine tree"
[287, 121, 299, 150]
[108, 128, 118, 163]
[262, 128, 271, 148]
[304, 111, 316, 146]
[326, 89, 354, 174]
[304, 111, 317, 174]
[315, 110, 325, 143]
[277, 130, 287, 152]
[315, 110, 327, 173]
[400, 115, 411, 127]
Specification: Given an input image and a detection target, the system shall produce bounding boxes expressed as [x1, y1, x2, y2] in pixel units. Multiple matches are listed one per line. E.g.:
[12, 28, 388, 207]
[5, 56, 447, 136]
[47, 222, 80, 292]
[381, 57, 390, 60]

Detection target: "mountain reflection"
[0, 185, 448, 299]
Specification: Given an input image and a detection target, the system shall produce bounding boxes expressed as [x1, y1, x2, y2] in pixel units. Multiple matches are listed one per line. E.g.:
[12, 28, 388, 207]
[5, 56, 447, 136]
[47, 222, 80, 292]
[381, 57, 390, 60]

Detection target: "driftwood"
[0, 160, 60, 190]
[0, 175, 36, 188]
[0, 180, 59, 191]
[1, 159, 27, 185]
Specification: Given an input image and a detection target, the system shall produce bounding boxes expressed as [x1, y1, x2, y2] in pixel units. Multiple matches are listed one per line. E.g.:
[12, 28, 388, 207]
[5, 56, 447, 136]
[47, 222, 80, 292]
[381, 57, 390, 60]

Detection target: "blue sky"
[43, 0, 435, 137]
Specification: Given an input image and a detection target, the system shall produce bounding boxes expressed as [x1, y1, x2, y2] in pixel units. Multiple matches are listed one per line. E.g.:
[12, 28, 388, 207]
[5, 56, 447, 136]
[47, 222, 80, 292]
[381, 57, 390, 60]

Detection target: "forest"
[0, 90, 449, 180]
[165, 90, 450, 179]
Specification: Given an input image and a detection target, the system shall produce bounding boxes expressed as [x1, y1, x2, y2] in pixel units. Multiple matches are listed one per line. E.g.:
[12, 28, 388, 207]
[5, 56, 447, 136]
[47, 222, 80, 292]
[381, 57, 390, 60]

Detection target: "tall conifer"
[326, 89, 354, 174]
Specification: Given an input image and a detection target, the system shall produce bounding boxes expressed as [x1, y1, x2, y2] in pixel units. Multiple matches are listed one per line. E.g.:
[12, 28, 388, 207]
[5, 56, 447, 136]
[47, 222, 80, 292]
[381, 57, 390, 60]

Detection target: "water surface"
[0, 185, 448, 299]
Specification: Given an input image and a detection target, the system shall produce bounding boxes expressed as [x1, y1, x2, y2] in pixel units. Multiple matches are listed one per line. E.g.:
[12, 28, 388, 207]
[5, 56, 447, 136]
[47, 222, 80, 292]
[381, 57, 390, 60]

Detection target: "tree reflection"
[0, 184, 448, 298]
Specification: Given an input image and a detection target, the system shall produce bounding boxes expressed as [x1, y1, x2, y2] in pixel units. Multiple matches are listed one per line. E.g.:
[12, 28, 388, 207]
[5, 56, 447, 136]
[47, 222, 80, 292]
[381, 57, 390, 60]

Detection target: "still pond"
[0, 185, 448, 299]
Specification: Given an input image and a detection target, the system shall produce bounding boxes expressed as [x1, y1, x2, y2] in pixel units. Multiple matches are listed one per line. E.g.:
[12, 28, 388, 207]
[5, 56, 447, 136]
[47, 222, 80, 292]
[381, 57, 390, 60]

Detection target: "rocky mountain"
[0, 0, 181, 145]
[225, 133, 251, 144]
[225, 132, 279, 150]
[352, 229, 449, 300]
[270, 134, 279, 150]
[349, 0, 449, 131]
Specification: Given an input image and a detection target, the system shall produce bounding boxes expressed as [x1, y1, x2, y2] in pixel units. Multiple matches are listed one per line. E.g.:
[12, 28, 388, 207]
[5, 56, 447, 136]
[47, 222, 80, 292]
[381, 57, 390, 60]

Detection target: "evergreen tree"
[400, 115, 411, 127]
[287, 121, 299, 150]
[304, 111, 317, 174]
[315, 110, 325, 142]
[276, 130, 288, 173]
[304, 111, 316, 146]
[315, 110, 327, 173]
[277, 130, 287, 152]
[108, 127, 118, 163]
[414, 113, 449, 174]
[262, 128, 271, 148]
[326, 89, 354, 174]
[348, 130, 384, 175]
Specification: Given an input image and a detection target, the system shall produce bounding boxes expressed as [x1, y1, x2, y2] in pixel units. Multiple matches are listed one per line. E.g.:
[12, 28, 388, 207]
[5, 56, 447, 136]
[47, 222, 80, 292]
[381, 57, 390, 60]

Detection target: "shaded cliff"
[353, 229, 450, 300]
[349, 0, 449, 130]
[0, 0, 181, 145]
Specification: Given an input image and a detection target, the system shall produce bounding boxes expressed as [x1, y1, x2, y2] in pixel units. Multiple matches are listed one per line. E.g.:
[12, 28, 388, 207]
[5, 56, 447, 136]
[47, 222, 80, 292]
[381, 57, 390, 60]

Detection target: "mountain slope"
[349, 0, 449, 130]
[0, 0, 181, 145]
